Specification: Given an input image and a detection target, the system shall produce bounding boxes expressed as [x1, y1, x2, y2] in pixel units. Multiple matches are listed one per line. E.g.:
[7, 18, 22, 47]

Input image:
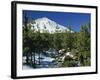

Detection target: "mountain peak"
[41, 17, 49, 20]
[29, 17, 74, 33]
[36, 17, 50, 22]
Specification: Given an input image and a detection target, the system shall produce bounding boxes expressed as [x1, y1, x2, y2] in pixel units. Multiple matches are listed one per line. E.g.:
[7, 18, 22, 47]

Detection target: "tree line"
[23, 17, 91, 68]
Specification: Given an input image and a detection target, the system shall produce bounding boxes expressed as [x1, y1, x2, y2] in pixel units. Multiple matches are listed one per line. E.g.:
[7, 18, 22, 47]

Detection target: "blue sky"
[23, 10, 90, 32]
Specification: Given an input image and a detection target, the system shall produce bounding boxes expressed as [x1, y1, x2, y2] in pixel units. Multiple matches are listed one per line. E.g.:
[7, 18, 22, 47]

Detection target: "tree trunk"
[39, 51, 41, 65]
[26, 53, 29, 64]
[30, 52, 33, 66]
[33, 52, 36, 68]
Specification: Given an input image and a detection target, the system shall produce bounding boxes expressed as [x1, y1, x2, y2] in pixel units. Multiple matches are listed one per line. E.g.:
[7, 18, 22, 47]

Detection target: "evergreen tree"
[53, 30, 62, 50]
[76, 23, 90, 66]
[62, 27, 74, 51]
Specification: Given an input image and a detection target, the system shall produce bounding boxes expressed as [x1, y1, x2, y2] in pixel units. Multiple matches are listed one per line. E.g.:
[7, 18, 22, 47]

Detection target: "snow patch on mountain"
[29, 17, 73, 33]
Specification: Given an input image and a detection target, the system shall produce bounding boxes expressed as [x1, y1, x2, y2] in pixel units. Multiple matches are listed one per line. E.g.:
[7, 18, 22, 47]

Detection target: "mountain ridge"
[27, 17, 74, 33]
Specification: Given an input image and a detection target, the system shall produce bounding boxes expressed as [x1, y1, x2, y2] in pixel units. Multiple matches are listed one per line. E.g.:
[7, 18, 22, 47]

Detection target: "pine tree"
[53, 30, 62, 50]
[23, 14, 37, 67]
[62, 27, 74, 51]
[76, 23, 90, 66]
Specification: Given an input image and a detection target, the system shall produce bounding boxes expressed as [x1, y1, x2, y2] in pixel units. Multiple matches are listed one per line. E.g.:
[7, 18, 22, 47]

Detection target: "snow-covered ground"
[23, 64, 33, 69]
[22, 53, 57, 69]
[22, 51, 80, 69]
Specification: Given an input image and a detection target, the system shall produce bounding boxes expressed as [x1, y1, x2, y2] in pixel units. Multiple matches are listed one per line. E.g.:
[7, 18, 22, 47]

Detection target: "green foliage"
[53, 31, 62, 50]
[76, 23, 91, 66]
[23, 47, 29, 56]
[62, 59, 77, 67]
[23, 16, 91, 67]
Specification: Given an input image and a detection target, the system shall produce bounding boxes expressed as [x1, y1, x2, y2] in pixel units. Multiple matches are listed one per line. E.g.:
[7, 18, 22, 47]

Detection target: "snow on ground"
[22, 64, 33, 69]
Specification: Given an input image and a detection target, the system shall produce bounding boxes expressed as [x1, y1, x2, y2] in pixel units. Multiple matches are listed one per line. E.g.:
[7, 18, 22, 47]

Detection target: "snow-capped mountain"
[28, 17, 73, 33]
